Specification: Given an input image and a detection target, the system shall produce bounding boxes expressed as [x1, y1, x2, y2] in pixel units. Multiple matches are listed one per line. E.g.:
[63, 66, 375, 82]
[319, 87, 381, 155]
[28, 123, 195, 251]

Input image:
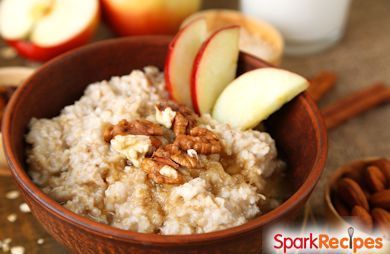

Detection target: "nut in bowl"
[3, 36, 326, 253]
[325, 158, 390, 240]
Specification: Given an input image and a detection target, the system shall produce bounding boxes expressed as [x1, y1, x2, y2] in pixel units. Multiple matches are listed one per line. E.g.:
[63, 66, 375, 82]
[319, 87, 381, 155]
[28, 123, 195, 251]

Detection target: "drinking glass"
[240, 0, 352, 55]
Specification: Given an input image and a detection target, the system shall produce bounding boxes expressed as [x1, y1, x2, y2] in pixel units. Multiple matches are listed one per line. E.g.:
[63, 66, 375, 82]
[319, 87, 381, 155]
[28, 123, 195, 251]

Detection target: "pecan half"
[172, 113, 190, 136]
[157, 101, 197, 135]
[174, 127, 222, 155]
[153, 156, 180, 169]
[141, 158, 183, 184]
[104, 119, 163, 142]
[154, 144, 199, 168]
[171, 153, 198, 168]
[148, 136, 163, 155]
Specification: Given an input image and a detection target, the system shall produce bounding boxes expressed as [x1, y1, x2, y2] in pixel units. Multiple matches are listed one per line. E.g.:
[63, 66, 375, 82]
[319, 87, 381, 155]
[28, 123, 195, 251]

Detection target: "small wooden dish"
[182, 9, 284, 65]
[324, 157, 390, 233]
[0, 67, 34, 174]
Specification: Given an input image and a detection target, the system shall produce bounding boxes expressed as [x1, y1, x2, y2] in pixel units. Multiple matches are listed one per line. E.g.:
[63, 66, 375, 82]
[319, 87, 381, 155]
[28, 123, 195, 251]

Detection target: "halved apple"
[191, 26, 240, 114]
[0, 0, 99, 61]
[165, 18, 207, 107]
[212, 68, 309, 130]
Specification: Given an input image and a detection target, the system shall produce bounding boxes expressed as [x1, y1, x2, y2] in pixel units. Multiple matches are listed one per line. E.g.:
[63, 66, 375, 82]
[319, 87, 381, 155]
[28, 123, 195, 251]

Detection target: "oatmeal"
[26, 66, 285, 235]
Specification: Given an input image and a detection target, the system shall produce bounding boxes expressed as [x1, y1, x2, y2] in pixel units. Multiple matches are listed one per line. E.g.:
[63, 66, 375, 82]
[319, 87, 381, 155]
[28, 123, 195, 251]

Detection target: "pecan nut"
[153, 144, 199, 169]
[141, 158, 183, 184]
[158, 101, 197, 135]
[171, 153, 198, 169]
[172, 113, 190, 136]
[104, 119, 163, 142]
[174, 127, 222, 155]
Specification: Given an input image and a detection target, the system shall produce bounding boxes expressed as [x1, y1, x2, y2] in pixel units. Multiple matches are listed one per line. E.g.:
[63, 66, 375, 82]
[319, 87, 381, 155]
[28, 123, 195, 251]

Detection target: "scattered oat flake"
[3, 238, 12, 244]
[5, 190, 20, 199]
[10, 246, 25, 254]
[7, 213, 18, 222]
[37, 238, 45, 245]
[1, 238, 12, 252]
[19, 203, 31, 213]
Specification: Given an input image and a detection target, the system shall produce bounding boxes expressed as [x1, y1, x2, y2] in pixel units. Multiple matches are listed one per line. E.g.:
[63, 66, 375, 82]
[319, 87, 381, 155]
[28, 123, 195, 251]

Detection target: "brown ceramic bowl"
[2, 36, 327, 253]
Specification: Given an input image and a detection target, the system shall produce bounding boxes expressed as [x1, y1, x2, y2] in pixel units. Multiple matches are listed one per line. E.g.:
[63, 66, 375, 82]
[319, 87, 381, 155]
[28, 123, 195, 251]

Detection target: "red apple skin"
[164, 31, 179, 100]
[191, 25, 239, 115]
[101, 0, 200, 36]
[6, 9, 100, 62]
[164, 18, 201, 102]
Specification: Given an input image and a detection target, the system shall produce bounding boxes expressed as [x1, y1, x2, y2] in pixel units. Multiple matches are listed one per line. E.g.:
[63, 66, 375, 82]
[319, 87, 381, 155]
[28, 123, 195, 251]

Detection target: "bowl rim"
[2, 36, 327, 245]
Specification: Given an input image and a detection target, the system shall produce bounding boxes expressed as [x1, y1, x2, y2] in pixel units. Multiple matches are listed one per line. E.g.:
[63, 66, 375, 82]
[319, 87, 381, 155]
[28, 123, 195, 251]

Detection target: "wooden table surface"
[1, 0, 389, 253]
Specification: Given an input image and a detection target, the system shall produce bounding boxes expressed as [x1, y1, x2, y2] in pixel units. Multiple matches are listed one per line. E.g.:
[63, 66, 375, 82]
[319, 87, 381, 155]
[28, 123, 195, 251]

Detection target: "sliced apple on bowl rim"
[165, 18, 207, 108]
[0, 0, 99, 61]
[191, 25, 240, 114]
[212, 67, 309, 130]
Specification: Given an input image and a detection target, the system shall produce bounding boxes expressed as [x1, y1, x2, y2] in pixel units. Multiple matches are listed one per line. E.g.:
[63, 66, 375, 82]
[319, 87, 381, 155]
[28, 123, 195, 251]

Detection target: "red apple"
[100, 0, 201, 36]
[165, 18, 207, 108]
[0, 0, 99, 62]
[191, 26, 240, 114]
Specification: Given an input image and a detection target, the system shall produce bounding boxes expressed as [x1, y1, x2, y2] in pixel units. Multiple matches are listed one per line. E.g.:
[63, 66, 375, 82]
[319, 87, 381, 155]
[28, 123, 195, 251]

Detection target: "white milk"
[240, 0, 352, 55]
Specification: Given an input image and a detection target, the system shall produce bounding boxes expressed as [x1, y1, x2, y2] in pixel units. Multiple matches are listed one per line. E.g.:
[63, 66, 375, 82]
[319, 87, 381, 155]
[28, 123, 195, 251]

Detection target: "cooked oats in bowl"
[25, 66, 287, 235]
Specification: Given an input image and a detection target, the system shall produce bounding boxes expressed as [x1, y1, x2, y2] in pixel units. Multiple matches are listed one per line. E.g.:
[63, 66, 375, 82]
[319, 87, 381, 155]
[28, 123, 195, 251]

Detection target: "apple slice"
[191, 25, 240, 114]
[165, 18, 207, 107]
[0, 0, 99, 61]
[212, 68, 309, 130]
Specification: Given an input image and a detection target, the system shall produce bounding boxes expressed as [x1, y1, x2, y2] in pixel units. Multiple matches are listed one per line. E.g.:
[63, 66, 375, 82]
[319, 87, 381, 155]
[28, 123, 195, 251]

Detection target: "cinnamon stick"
[308, 71, 337, 101]
[322, 83, 390, 129]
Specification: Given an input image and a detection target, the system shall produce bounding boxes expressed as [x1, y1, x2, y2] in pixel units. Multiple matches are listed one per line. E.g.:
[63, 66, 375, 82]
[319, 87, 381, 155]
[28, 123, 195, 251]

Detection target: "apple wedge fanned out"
[165, 19, 207, 107]
[0, 0, 99, 61]
[212, 68, 309, 130]
[191, 26, 240, 114]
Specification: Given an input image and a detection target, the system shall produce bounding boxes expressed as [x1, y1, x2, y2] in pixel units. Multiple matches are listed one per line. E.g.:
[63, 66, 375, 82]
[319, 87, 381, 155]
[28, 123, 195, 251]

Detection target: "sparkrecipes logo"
[265, 225, 388, 253]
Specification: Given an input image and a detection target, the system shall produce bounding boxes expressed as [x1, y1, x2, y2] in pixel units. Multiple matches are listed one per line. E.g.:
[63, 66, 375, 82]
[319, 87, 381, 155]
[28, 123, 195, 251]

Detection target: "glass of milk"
[240, 0, 352, 55]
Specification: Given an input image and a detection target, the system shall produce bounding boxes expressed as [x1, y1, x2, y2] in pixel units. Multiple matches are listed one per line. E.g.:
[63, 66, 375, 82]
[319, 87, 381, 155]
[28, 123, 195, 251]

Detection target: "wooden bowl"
[0, 67, 34, 170]
[2, 36, 327, 253]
